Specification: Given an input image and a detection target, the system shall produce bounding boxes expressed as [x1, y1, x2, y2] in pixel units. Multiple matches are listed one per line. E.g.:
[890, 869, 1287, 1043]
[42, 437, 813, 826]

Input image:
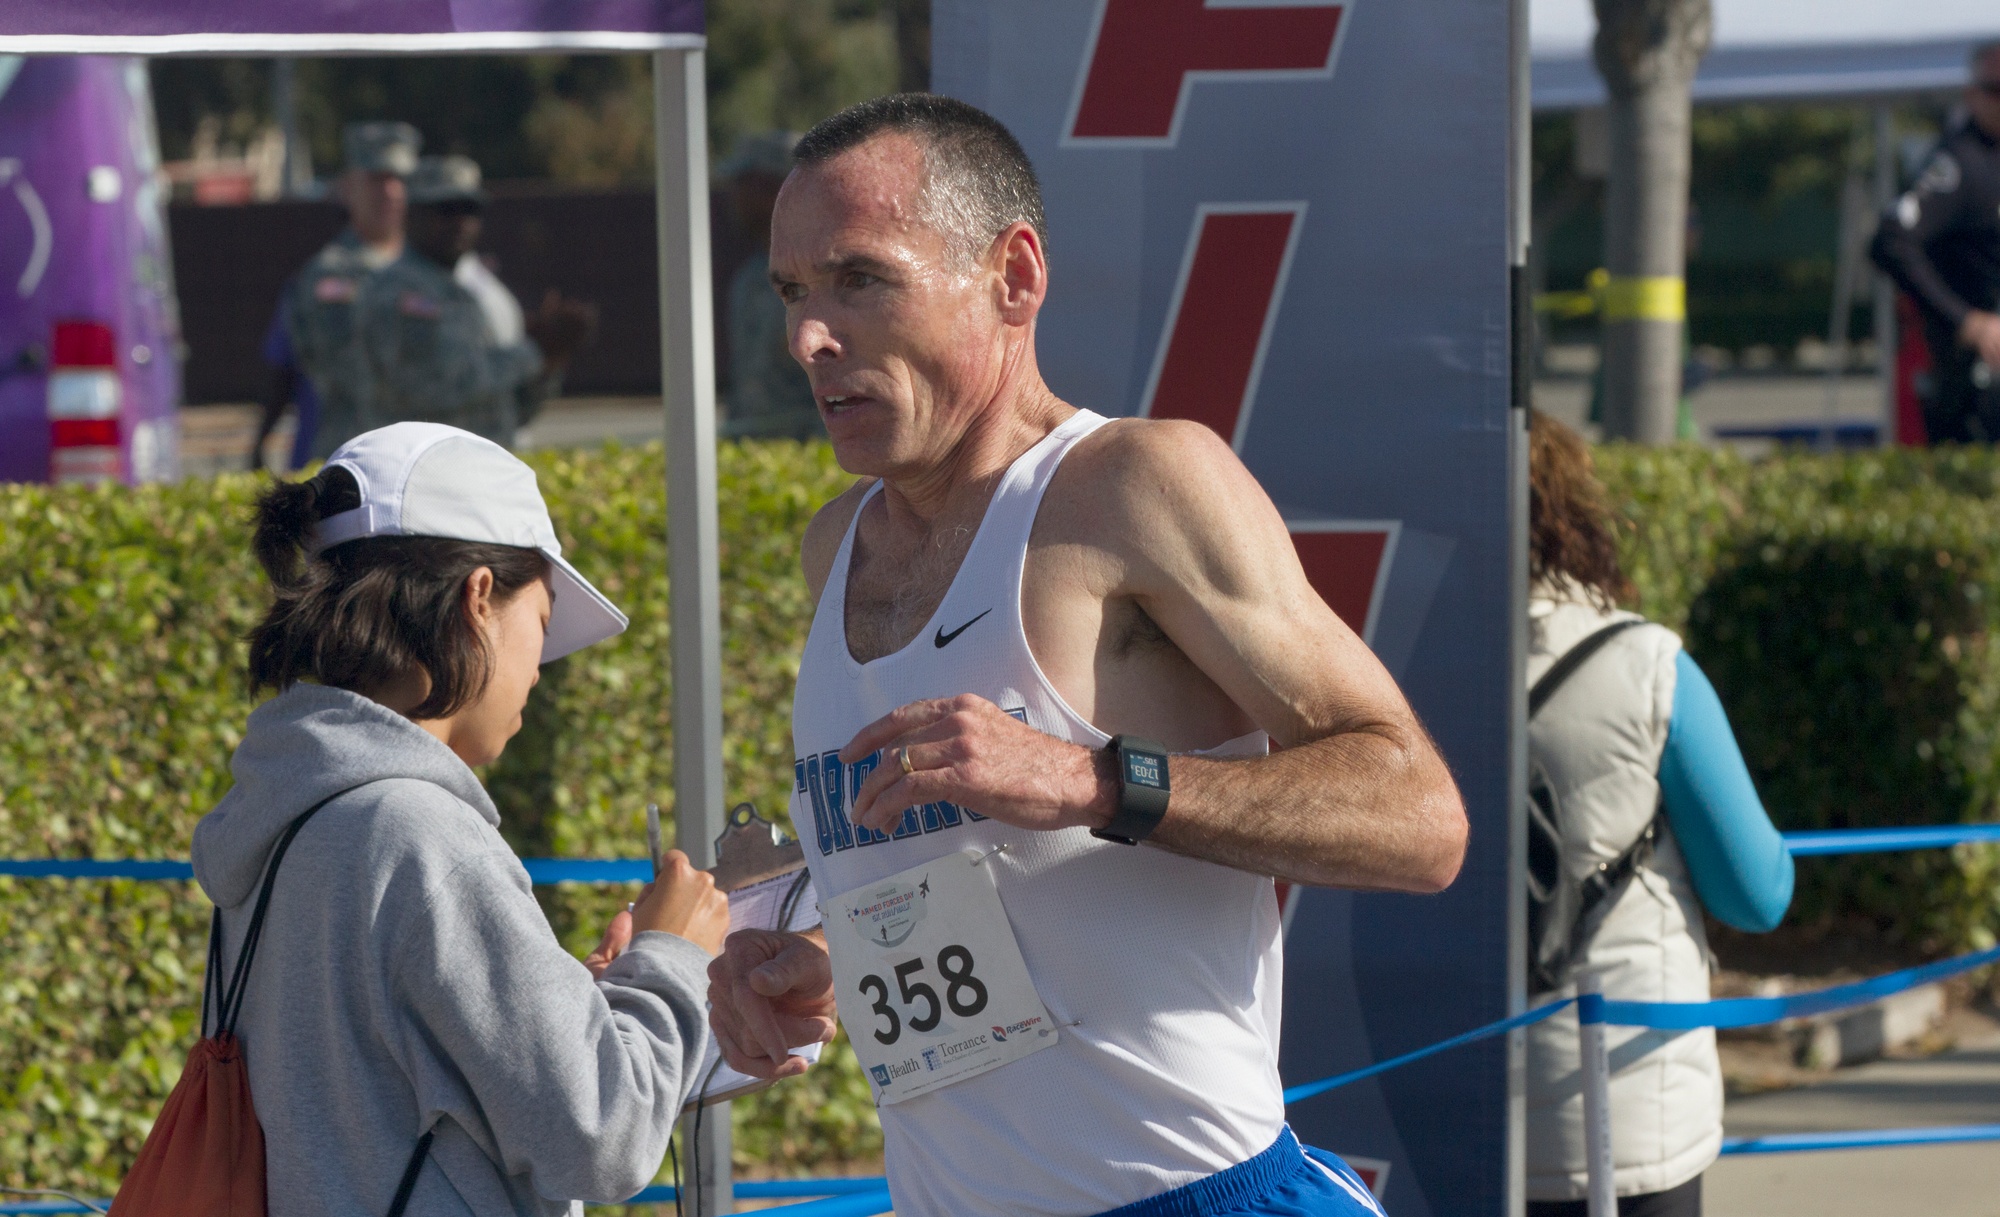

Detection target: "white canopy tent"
[1532, 0, 2000, 110]
[0, 8, 735, 1210]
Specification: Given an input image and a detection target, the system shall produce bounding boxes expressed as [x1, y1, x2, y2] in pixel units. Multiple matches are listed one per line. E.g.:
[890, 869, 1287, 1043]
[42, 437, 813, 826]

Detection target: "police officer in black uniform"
[1871, 41, 2000, 443]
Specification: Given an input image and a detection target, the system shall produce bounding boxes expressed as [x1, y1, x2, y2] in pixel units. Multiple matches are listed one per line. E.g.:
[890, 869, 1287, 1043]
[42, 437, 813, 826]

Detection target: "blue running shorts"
[1095, 1128, 1387, 1217]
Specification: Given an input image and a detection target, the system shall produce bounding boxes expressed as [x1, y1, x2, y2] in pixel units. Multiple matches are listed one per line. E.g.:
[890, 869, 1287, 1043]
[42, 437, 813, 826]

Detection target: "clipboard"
[678, 804, 822, 1110]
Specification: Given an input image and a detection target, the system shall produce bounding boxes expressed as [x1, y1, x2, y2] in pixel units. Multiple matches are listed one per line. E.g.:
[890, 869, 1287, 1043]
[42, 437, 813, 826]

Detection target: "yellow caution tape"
[1601, 275, 1685, 323]
[1534, 289, 1599, 319]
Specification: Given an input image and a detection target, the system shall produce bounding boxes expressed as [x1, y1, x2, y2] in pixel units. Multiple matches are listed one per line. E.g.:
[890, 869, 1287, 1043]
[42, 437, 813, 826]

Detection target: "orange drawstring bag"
[112, 788, 429, 1217]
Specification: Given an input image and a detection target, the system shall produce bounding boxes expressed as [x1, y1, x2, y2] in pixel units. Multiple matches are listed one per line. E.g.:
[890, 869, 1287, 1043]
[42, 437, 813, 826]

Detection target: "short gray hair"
[793, 93, 1048, 266]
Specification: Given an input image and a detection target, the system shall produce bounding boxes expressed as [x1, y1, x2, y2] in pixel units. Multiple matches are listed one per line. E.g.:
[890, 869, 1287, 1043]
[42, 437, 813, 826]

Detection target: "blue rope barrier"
[627, 1176, 889, 1201]
[1720, 1123, 2000, 1155]
[522, 858, 653, 884]
[0, 860, 193, 880]
[1783, 823, 2000, 856]
[1282, 998, 1575, 1105]
[6, 822, 1996, 1187]
[12, 819, 1998, 882]
[0, 858, 660, 884]
[1580, 943, 2000, 1030]
[698, 1190, 891, 1216]
[0, 1183, 898, 1216]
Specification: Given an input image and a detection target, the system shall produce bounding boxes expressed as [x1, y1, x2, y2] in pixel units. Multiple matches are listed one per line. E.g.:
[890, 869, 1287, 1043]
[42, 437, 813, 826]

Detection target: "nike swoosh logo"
[934, 608, 993, 649]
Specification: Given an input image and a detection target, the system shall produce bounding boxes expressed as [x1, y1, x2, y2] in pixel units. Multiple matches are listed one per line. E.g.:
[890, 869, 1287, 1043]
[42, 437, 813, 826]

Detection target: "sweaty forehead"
[773, 134, 932, 254]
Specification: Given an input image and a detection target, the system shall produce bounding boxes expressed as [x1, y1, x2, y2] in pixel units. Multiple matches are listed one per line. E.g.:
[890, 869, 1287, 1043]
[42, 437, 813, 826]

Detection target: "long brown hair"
[1529, 410, 1633, 608]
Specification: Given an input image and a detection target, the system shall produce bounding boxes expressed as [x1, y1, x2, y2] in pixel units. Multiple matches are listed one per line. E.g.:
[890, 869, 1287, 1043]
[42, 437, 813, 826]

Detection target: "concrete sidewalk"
[1708, 1024, 2000, 1217]
[1532, 374, 1889, 450]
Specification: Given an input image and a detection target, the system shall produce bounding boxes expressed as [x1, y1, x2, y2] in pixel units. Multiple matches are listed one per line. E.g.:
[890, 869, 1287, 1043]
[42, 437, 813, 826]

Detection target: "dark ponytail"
[253, 465, 364, 591]
[248, 467, 550, 719]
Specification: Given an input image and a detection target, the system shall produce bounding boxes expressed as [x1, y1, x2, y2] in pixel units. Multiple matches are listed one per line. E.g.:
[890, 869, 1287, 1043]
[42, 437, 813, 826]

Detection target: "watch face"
[1122, 749, 1166, 790]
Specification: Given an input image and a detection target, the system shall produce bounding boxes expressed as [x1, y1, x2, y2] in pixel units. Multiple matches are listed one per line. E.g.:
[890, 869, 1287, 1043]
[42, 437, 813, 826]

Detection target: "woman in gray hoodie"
[192, 422, 727, 1216]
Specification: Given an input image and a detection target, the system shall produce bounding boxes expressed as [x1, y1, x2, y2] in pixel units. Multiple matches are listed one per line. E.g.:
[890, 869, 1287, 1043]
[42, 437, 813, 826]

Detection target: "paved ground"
[1708, 1017, 2000, 1217]
[184, 375, 1893, 478]
[1531, 373, 1891, 451]
[177, 396, 673, 477]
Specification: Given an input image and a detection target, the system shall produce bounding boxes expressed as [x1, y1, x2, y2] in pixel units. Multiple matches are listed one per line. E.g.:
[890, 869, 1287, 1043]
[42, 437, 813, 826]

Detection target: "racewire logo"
[796, 709, 1027, 855]
[1065, 0, 1350, 146]
[991, 1016, 1045, 1043]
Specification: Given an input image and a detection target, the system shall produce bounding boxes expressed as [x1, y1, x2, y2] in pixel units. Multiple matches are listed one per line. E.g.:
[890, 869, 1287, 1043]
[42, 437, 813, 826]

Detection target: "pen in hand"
[646, 802, 662, 880]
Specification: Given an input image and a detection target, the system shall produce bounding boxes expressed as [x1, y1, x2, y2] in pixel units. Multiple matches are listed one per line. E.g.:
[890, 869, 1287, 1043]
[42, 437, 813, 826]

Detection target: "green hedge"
[12, 438, 2000, 1194]
[1596, 444, 2000, 952]
[0, 441, 878, 1196]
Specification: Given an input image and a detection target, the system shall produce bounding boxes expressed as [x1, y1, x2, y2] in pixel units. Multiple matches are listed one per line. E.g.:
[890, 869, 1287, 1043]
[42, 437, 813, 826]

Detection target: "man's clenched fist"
[708, 926, 840, 1078]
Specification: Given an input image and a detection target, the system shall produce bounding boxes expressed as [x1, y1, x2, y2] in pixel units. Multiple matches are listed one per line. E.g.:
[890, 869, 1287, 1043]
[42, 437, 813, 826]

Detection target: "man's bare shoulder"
[1047, 416, 1272, 545]
[802, 478, 877, 600]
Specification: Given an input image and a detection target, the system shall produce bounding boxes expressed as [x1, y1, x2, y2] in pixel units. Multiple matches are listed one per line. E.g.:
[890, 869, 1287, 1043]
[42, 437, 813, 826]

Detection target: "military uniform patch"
[398, 291, 441, 319]
[313, 276, 358, 303]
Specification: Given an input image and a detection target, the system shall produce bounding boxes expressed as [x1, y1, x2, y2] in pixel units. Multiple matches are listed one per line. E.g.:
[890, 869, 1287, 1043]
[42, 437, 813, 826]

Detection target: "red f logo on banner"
[1067, 0, 1349, 145]
[1139, 206, 1396, 659]
[1287, 521, 1399, 646]
[1139, 203, 1304, 451]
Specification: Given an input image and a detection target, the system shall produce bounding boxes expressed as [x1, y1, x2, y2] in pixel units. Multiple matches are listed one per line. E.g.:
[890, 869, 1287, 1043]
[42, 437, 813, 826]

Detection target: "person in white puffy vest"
[1523, 412, 1795, 1217]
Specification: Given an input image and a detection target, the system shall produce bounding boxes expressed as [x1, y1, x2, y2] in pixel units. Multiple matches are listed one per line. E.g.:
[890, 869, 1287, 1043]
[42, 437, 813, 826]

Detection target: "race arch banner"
[935, 3, 1518, 1213]
[0, 1, 702, 53]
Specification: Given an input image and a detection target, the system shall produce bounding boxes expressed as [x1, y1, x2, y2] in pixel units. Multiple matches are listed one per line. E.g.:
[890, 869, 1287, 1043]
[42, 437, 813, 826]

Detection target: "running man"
[707, 95, 1467, 1217]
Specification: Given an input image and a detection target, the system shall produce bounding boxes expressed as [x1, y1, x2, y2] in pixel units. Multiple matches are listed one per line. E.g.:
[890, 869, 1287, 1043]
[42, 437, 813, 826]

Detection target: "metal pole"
[1576, 972, 1617, 1217]
[271, 57, 301, 197]
[1822, 160, 1865, 449]
[1507, 3, 1533, 1213]
[654, 44, 731, 1216]
[1873, 105, 1897, 444]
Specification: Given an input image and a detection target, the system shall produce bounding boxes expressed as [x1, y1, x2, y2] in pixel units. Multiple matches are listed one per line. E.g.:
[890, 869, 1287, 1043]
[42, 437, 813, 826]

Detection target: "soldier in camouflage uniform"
[268, 121, 422, 464]
[353, 155, 595, 449]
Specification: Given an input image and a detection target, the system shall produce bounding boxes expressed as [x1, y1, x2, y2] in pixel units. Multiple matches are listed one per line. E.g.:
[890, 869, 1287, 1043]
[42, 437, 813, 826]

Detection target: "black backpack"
[1524, 620, 1663, 996]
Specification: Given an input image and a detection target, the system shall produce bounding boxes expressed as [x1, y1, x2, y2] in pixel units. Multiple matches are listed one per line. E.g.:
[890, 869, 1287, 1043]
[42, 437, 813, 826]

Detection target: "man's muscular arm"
[848, 420, 1467, 892]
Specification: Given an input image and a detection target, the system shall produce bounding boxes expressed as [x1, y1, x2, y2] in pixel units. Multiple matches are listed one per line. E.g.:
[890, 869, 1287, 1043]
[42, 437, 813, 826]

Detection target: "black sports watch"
[1090, 735, 1171, 845]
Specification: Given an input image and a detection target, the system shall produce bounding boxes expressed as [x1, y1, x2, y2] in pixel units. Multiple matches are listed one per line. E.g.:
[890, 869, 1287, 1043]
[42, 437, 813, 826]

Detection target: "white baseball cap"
[314, 423, 628, 663]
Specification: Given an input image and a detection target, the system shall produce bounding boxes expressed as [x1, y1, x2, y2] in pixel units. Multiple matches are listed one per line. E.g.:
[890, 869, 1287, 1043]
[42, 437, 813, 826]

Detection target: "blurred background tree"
[148, 0, 922, 188]
[1536, 102, 1942, 361]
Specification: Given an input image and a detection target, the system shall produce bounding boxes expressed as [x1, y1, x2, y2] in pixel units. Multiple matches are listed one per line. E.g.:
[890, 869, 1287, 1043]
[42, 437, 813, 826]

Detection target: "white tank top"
[791, 409, 1285, 1216]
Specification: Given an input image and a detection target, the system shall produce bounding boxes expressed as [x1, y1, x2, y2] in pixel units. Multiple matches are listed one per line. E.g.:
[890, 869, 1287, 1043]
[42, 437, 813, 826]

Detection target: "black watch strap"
[1091, 735, 1171, 845]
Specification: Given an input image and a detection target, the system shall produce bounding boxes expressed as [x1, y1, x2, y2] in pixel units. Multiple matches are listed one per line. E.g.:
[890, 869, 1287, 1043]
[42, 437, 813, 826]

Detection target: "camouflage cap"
[342, 121, 421, 176]
[407, 154, 487, 206]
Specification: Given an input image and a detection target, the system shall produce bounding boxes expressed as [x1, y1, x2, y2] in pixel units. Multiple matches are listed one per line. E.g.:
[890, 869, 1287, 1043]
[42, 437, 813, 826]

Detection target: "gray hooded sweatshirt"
[192, 684, 709, 1216]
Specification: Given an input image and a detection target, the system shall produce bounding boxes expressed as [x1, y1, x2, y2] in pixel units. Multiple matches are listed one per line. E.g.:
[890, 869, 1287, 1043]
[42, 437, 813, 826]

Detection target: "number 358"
[856, 945, 989, 1046]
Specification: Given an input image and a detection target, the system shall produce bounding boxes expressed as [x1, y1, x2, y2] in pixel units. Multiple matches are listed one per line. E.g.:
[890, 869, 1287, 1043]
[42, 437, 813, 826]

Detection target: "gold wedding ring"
[898, 745, 914, 776]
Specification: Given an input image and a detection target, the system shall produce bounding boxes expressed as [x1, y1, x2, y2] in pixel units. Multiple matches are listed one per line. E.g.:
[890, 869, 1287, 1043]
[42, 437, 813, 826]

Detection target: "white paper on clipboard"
[687, 867, 825, 1107]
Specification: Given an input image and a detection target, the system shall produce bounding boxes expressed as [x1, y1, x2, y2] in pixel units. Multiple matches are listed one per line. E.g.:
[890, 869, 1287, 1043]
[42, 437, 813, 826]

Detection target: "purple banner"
[0, 0, 701, 50]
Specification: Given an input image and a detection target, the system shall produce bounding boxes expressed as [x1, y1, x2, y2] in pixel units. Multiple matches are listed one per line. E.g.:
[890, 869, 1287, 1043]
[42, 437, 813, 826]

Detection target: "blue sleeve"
[1658, 650, 1795, 932]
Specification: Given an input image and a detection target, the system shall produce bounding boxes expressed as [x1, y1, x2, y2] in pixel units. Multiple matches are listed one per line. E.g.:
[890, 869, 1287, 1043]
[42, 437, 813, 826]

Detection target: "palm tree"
[1593, 0, 1711, 442]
